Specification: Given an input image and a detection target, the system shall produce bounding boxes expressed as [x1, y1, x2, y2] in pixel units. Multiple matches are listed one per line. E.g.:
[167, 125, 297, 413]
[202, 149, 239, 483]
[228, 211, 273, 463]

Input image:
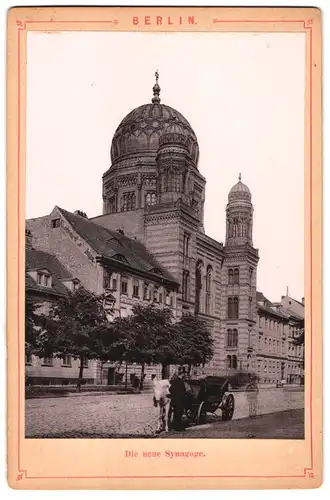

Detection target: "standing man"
[169, 368, 187, 431]
[245, 374, 259, 418]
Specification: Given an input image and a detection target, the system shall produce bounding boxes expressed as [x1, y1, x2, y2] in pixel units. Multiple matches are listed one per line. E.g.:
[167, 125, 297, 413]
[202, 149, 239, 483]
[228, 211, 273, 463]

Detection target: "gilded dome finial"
[239, 173, 242, 182]
[152, 70, 161, 103]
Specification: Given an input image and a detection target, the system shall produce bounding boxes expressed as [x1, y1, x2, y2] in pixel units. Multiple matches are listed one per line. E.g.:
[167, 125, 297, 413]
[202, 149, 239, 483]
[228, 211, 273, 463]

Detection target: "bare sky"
[26, 31, 305, 302]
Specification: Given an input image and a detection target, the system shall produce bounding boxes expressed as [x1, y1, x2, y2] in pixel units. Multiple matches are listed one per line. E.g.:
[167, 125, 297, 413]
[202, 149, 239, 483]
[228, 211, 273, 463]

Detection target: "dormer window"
[113, 254, 129, 264]
[151, 268, 163, 275]
[36, 271, 52, 287]
[51, 218, 61, 228]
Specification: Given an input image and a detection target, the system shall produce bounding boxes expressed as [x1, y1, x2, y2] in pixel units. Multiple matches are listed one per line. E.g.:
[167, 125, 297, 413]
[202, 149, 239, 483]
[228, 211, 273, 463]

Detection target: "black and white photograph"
[25, 30, 305, 440]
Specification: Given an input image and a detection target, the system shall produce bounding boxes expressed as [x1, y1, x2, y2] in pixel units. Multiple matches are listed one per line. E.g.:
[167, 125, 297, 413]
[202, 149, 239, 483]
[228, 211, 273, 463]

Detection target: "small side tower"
[220, 175, 259, 374]
[225, 173, 253, 247]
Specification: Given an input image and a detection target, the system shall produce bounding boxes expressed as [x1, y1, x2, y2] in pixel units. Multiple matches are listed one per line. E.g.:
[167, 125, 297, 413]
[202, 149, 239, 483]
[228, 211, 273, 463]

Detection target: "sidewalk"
[160, 409, 304, 439]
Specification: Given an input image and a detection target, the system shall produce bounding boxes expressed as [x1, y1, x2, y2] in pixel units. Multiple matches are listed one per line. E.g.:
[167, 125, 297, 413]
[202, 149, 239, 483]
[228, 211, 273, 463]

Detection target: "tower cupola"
[226, 174, 254, 246]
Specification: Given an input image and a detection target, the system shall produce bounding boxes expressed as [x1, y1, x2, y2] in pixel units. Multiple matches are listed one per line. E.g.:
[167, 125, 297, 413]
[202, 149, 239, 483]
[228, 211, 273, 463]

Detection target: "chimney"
[74, 210, 88, 218]
[25, 229, 33, 249]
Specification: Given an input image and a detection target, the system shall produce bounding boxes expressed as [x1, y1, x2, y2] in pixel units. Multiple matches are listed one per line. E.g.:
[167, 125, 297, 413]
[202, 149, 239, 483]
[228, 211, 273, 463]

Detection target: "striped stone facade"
[25, 79, 304, 387]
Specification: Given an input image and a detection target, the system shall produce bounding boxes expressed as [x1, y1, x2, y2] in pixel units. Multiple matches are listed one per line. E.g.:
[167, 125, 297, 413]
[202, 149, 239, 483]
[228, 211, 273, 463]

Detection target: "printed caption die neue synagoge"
[25, 74, 304, 387]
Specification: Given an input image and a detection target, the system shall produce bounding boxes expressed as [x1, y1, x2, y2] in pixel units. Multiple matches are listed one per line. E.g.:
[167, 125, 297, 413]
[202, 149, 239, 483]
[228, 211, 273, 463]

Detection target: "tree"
[112, 306, 216, 385]
[293, 326, 305, 374]
[25, 295, 44, 356]
[110, 304, 178, 383]
[176, 314, 214, 374]
[34, 287, 110, 391]
[293, 328, 305, 346]
[126, 304, 176, 386]
[96, 315, 135, 389]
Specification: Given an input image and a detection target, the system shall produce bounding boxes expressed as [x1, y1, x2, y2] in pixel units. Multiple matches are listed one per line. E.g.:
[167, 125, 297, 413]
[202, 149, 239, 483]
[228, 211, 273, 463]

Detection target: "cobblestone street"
[26, 387, 304, 438]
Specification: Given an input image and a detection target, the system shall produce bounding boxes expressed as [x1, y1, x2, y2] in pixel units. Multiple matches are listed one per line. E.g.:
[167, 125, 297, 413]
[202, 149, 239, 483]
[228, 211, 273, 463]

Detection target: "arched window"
[182, 271, 189, 302]
[228, 298, 233, 318]
[206, 266, 212, 292]
[232, 329, 238, 347]
[227, 355, 232, 369]
[228, 269, 234, 285]
[247, 221, 251, 238]
[232, 355, 238, 370]
[173, 174, 181, 192]
[228, 297, 239, 319]
[192, 143, 198, 162]
[195, 261, 203, 313]
[145, 192, 156, 207]
[234, 297, 239, 318]
[205, 265, 212, 315]
[149, 132, 159, 150]
[162, 173, 168, 192]
[228, 221, 233, 238]
[227, 328, 238, 347]
[121, 192, 136, 212]
[234, 268, 239, 284]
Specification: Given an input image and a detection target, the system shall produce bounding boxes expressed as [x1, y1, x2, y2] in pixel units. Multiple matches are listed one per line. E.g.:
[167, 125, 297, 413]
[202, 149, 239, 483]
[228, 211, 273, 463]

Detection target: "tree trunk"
[161, 364, 168, 380]
[139, 363, 145, 390]
[99, 361, 104, 386]
[77, 356, 84, 392]
[124, 362, 128, 390]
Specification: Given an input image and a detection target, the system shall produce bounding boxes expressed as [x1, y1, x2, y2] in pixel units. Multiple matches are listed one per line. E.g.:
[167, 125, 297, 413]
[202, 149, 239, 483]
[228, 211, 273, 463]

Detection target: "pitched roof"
[26, 247, 73, 297]
[256, 291, 289, 320]
[57, 207, 177, 284]
[256, 291, 270, 303]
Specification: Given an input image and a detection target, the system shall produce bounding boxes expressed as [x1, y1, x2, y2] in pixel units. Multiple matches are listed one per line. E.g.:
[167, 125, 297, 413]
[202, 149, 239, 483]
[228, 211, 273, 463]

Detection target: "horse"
[152, 375, 171, 433]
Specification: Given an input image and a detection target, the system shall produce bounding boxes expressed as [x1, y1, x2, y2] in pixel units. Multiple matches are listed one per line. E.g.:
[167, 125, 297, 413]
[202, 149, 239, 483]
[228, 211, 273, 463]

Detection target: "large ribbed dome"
[110, 75, 199, 166]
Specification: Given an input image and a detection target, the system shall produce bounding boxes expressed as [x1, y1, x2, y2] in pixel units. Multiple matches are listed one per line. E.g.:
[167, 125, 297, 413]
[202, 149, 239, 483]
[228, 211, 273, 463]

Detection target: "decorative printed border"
[15, 16, 315, 482]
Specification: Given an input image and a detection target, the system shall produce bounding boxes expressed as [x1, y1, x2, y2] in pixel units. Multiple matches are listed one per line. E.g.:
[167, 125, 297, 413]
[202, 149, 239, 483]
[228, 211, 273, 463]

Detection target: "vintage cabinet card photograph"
[6, 5, 322, 489]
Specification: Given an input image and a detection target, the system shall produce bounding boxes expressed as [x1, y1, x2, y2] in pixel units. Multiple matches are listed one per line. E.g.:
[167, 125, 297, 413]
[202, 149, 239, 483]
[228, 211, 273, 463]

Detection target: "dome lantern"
[151, 70, 161, 104]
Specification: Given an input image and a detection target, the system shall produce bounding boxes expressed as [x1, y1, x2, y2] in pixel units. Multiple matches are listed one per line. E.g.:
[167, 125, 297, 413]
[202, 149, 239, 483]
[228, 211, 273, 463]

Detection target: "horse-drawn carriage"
[168, 376, 235, 429]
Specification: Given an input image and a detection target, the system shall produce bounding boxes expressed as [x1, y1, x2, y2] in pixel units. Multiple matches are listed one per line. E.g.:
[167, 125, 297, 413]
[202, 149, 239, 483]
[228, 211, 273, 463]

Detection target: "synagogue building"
[26, 75, 304, 386]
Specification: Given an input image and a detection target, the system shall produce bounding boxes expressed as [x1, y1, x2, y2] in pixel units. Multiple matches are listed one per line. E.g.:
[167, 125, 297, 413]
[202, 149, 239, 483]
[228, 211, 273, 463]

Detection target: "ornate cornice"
[144, 212, 181, 225]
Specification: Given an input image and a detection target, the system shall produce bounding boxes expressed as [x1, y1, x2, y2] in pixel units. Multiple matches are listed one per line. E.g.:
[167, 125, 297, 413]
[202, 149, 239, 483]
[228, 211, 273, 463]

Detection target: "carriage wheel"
[197, 402, 207, 425]
[222, 394, 235, 421]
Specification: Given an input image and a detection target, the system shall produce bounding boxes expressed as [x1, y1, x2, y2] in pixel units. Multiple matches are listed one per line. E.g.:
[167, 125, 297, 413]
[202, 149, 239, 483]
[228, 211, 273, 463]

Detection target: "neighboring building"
[278, 294, 305, 384]
[256, 292, 304, 384]
[25, 208, 179, 385]
[25, 229, 96, 385]
[25, 75, 304, 385]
